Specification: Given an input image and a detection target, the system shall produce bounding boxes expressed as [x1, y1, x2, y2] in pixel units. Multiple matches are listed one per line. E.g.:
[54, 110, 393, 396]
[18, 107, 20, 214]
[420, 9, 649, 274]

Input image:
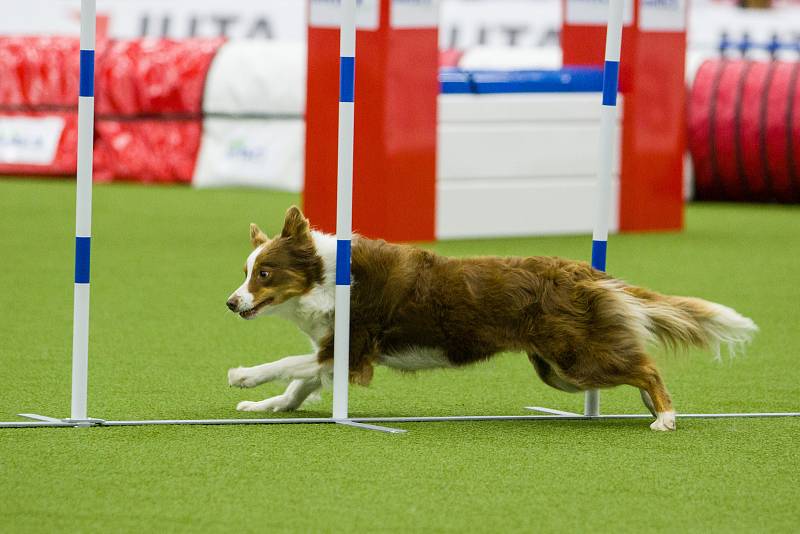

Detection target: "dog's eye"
[259, 270, 270, 279]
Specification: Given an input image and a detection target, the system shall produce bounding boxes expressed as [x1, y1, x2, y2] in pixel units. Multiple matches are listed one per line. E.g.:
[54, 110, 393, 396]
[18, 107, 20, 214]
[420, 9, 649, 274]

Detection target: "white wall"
[437, 93, 621, 238]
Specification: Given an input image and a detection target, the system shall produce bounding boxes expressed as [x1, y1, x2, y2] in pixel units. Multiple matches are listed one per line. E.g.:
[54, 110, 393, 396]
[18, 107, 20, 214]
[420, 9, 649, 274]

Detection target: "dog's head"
[226, 206, 323, 319]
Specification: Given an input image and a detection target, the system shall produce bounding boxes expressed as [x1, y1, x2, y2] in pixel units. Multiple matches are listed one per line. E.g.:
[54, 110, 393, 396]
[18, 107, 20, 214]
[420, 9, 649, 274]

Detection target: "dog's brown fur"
[246, 207, 758, 417]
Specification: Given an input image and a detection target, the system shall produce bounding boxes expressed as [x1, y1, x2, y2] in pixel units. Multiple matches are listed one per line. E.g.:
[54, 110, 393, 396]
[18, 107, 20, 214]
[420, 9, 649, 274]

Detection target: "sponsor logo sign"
[391, 0, 439, 29]
[309, 0, 380, 30]
[0, 116, 65, 165]
[639, 0, 686, 32]
[565, 0, 634, 27]
[0, 0, 305, 41]
[194, 120, 304, 191]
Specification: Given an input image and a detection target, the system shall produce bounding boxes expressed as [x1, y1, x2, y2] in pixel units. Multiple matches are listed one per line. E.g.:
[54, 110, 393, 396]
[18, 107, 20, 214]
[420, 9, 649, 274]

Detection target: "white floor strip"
[3, 411, 799, 429]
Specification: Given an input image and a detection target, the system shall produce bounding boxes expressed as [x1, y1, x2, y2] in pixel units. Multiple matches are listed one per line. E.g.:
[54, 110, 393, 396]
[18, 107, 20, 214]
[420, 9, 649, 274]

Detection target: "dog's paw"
[236, 400, 266, 412]
[650, 411, 677, 432]
[228, 367, 258, 388]
[236, 396, 295, 413]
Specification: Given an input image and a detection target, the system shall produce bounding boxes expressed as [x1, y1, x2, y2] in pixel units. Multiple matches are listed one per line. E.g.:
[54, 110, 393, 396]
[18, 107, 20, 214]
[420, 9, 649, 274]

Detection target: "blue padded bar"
[470, 67, 604, 94]
[439, 68, 473, 94]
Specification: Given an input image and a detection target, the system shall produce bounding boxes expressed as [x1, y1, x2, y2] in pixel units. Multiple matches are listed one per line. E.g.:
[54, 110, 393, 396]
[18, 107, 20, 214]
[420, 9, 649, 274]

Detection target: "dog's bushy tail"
[623, 286, 758, 358]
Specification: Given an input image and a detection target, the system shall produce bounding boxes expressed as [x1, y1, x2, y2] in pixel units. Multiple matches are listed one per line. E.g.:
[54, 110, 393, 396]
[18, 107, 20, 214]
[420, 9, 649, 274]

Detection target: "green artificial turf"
[0, 178, 798, 533]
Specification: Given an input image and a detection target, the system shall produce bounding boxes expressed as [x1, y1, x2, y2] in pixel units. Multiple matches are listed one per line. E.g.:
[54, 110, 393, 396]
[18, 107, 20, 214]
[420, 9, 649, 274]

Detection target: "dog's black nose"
[226, 298, 239, 312]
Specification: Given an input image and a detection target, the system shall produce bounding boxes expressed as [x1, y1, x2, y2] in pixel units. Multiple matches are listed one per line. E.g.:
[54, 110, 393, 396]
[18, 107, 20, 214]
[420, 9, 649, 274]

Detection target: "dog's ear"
[281, 206, 310, 241]
[249, 223, 268, 248]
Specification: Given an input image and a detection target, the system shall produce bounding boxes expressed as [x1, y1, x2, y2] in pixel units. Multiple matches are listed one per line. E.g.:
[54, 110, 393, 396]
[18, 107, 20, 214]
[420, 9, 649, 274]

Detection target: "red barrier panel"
[562, 0, 686, 232]
[305, 1, 438, 242]
[0, 37, 222, 182]
[94, 121, 202, 183]
[0, 37, 80, 108]
[689, 59, 800, 203]
[96, 39, 222, 116]
[94, 38, 223, 183]
[0, 37, 83, 176]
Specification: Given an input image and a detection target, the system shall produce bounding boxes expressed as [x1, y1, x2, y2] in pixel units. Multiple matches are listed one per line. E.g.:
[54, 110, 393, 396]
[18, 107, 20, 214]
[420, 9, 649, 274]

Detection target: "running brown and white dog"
[226, 206, 757, 431]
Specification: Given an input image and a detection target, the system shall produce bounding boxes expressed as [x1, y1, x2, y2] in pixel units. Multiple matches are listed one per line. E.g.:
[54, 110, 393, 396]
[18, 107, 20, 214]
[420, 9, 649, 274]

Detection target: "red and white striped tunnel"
[689, 59, 800, 203]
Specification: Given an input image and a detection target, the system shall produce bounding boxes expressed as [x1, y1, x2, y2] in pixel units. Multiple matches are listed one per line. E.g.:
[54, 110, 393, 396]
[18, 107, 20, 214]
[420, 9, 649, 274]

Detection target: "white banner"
[0, 117, 65, 165]
[440, 0, 561, 49]
[193, 119, 304, 191]
[0, 0, 305, 40]
[391, 0, 440, 29]
[309, 0, 380, 30]
[565, 0, 634, 27]
[1, 1, 798, 58]
[203, 41, 306, 115]
[639, 0, 686, 32]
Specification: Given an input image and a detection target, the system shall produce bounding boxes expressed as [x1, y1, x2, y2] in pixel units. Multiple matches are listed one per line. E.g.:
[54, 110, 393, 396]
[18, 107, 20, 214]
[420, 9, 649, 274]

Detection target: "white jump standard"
[3, 0, 799, 431]
[527, 0, 622, 420]
[18, 0, 104, 428]
[329, 0, 403, 434]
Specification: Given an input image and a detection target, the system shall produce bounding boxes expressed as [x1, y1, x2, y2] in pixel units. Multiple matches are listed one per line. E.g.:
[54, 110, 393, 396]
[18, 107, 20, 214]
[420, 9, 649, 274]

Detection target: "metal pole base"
[336, 419, 407, 434]
[524, 407, 581, 417]
[16, 413, 105, 428]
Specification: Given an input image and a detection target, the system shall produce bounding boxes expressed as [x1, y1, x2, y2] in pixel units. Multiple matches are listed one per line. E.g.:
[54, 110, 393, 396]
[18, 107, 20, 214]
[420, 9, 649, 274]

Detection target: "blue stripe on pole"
[336, 239, 351, 286]
[339, 56, 355, 103]
[601, 60, 619, 106]
[79, 50, 95, 97]
[591, 240, 607, 272]
[75, 237, 91, 283]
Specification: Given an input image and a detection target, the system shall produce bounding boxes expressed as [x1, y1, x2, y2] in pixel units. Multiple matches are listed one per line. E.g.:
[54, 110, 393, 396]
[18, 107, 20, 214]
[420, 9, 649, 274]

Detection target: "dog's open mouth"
[239, 298, 274, 319]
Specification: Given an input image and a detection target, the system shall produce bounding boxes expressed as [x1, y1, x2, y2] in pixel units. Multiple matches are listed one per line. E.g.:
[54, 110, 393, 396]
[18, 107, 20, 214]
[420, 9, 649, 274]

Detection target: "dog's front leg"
[228, 354, 322, 388]
[237, 376, 323, 412]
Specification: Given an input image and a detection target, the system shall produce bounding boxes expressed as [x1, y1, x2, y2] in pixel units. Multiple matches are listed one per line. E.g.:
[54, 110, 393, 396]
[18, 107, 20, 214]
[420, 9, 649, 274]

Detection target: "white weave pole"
[71, 0, 97, 422]
[585, 0, 625, 417]
[332, 0, 357, 421]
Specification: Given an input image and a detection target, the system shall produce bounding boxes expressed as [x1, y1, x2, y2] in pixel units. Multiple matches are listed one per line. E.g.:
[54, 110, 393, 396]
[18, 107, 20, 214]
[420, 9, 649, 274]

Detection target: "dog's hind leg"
[555, 350, 675, 431]
[621, 354, 676, 431]
[237, 376, 323, 412]
[640, 389, 657, 417]
[228, 354, 322, 388]
[528, 353, 580, 393]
